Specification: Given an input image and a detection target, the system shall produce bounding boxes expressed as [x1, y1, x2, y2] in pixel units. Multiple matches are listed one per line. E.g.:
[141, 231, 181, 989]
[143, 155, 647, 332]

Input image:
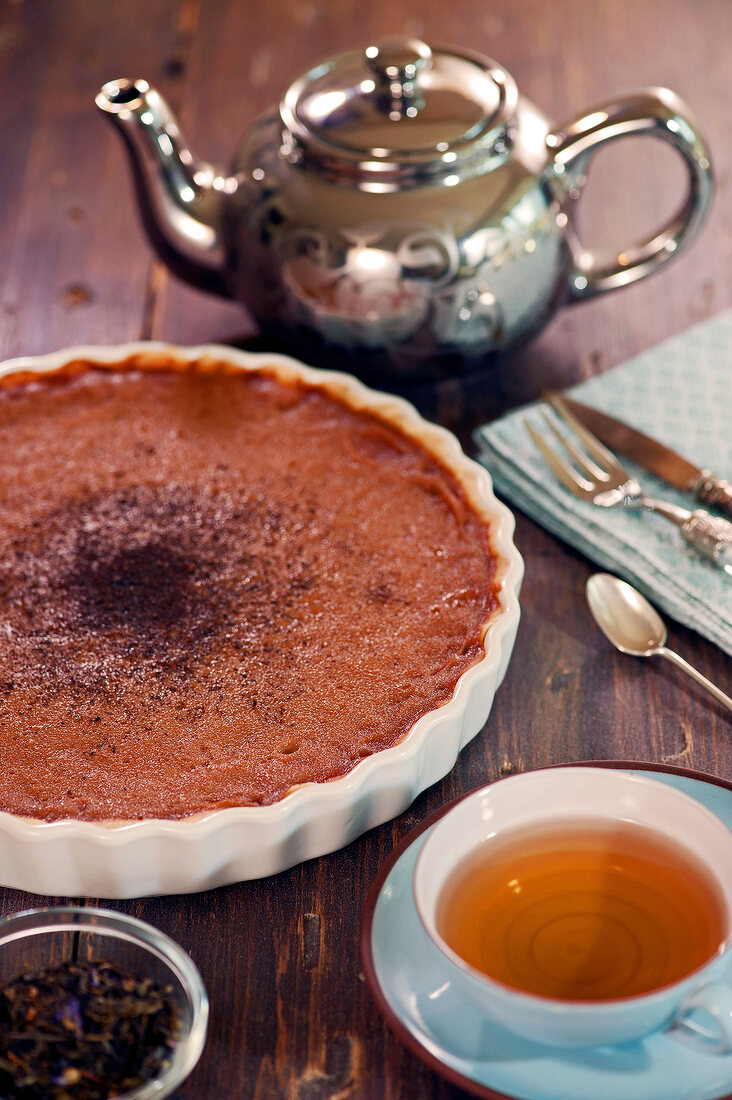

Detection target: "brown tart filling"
[0, 354, 500, 820]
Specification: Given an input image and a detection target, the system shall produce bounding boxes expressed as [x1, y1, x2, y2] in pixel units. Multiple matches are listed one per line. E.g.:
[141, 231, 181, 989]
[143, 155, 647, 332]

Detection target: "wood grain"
[0, 1, 730, 1096]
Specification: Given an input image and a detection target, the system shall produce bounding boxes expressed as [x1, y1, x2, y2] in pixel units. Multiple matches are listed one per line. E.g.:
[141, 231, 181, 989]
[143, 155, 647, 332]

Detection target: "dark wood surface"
[1, 1, 731, 1096]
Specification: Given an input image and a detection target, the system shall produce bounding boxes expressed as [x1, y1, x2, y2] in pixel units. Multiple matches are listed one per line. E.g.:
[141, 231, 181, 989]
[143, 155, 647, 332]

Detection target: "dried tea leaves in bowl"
[0, 958, 181, 1099]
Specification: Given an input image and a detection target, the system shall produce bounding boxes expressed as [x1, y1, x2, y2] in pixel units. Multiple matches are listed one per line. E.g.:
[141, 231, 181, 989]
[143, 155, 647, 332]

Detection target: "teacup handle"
[669, 981, 732, 1055]
[547, 88, 714, 300]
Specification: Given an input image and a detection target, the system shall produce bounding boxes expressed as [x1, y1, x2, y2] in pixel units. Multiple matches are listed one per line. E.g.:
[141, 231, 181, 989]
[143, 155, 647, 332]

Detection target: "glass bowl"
[0, 906, 208, 1098]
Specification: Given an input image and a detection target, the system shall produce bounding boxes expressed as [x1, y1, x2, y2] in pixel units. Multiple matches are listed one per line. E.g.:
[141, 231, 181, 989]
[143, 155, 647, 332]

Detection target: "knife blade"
[554, 395, 732, 518]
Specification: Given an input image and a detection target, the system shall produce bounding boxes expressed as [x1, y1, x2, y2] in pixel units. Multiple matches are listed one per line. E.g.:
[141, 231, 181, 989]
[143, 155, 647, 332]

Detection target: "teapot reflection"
[282, 230, 430, 348]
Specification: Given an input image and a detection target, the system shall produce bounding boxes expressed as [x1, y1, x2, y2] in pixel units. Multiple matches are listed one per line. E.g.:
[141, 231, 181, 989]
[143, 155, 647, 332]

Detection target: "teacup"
[414, 767, 732, 1050]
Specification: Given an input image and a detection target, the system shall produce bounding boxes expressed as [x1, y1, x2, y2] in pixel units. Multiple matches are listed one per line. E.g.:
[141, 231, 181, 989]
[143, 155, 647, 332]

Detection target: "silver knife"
[558, 395, 732, 518]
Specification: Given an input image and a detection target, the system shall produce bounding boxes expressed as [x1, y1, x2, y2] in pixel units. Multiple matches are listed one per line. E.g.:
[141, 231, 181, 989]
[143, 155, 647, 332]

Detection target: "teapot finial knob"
[364, 37, 432, 118]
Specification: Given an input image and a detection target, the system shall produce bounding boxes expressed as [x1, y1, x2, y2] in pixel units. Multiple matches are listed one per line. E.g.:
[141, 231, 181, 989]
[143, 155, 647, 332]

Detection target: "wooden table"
[1, 2, 730, 1096]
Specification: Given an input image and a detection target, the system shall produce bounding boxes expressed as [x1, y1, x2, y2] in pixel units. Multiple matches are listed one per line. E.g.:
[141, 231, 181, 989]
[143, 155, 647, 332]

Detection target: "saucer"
[360, 762, 732, 1100]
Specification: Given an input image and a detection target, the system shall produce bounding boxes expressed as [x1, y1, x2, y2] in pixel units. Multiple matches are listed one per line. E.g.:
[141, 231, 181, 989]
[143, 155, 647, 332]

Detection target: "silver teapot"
[97, 37, 713, 381]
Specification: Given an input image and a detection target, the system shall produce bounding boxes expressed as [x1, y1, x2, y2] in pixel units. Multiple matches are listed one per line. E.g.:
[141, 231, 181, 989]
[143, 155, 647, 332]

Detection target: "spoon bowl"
[585, 573, 732, 713]
[586, 573, 667, 656]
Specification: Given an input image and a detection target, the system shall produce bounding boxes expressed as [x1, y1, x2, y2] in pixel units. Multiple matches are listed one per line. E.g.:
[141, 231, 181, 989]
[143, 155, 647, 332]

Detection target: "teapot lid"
[280, 38, 516, 182]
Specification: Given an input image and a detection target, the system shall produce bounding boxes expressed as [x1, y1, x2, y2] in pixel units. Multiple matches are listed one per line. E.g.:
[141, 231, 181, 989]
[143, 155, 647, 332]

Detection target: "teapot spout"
[96, 79, 235, 298]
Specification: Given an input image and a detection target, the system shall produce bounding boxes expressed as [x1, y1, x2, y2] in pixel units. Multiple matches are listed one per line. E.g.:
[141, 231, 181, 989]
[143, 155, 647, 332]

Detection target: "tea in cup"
[413, 767, 732, 1050]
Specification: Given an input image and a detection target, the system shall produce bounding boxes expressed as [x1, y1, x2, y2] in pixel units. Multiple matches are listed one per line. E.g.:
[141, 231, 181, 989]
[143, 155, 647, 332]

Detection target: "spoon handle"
[657, 647, 732, 713]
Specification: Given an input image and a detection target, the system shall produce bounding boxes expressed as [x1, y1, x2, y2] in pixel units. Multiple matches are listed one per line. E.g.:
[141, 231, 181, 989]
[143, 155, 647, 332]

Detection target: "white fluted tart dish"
[0, 342, 522, 896]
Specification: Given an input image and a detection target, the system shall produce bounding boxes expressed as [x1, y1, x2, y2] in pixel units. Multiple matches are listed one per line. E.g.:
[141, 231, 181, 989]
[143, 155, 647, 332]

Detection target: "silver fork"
[526, 392, 732, 572]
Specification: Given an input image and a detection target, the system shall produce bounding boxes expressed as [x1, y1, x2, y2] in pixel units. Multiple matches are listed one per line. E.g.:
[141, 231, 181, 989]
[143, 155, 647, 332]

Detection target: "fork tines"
[524, 392, 628, 499]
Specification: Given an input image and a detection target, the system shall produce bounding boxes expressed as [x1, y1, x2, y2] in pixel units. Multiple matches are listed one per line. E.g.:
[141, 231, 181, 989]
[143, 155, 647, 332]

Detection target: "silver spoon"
[586, 573, 732, 713]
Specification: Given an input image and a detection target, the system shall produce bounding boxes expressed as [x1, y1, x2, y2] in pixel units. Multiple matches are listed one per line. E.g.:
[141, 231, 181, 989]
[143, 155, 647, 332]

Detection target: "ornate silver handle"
[636, 493, 732, 570]
[681, 511, 732, 570]
[547, 88, 714, 299]
[693, 471, 732, 519]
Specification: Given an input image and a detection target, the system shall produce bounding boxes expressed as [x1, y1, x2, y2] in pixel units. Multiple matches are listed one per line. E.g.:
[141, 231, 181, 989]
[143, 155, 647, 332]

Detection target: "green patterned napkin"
[474, 310, 732, 654]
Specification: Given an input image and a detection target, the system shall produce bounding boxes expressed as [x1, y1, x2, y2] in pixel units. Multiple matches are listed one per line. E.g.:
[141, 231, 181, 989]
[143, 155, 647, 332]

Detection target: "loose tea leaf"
[0, 958, 182, 1099]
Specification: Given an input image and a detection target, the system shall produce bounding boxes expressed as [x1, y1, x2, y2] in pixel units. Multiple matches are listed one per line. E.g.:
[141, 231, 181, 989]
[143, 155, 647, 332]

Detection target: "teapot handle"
[547, 88, 713, 300]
